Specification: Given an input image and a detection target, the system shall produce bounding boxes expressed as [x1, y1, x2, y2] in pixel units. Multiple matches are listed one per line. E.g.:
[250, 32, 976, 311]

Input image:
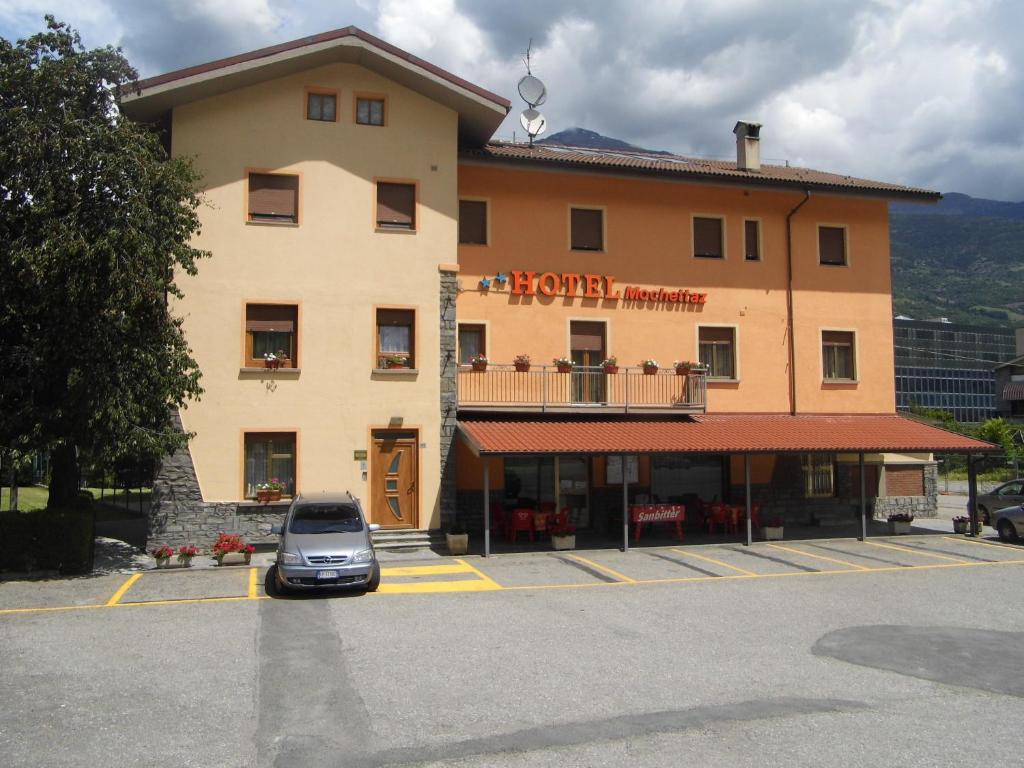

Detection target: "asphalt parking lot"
[2, 533, 1023, 767]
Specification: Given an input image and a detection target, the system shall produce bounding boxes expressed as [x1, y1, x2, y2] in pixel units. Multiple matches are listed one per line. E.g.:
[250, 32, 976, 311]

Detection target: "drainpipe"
[785, 190, 811, 416]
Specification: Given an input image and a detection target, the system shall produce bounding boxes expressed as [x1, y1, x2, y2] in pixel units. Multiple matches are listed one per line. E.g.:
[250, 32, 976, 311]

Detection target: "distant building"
[994, 329, 1024, 421]
[894, 318, 1017, 423]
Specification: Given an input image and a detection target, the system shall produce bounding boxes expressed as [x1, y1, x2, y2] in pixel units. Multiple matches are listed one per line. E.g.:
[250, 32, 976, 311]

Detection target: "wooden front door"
[371, 430, 418, 529]
[570, 321, 606, 403]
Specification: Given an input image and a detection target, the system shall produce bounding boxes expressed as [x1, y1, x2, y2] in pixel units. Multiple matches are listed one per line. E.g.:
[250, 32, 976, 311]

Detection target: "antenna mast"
[517, 41, 547, 148]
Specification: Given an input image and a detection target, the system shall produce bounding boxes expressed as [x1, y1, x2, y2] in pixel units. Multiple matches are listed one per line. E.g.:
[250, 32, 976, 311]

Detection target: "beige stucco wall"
[171, 62, 456, 528]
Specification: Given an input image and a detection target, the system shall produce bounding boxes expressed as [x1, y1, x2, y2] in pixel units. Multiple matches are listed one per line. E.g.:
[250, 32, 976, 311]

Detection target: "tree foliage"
[0, 17, 207, 507]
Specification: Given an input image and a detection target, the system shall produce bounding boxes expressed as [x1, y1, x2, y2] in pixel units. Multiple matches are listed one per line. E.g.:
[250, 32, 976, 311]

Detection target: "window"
[377, 309, 415, 368]
[802, 454, 835, 497]
[377, 182, 416, 230]
[306, 91, 336, 122]
[248, 173, 299, 224]
[693, 216, 724, 258]
[698, 327, 736, 379]
[458, 323, 485, 365]
[356, 96, 386, 126]
[818, 225, 847, 265]
[822, 330, 855, 380]
[244, 432, 296, 499]
[459, 200, 488, 245]
[570, 208, 603, 251]
[245, 304, 298, 368]
[744, 219, 760, 261]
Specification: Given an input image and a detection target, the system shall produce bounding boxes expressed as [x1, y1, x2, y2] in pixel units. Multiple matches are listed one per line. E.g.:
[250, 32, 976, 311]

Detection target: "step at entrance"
[371, 529, 445, 552]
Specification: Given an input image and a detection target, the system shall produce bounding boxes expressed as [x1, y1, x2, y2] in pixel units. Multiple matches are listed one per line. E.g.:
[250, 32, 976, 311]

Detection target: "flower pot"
[244, 552, 253, 565]
[889, 521, 912, 535]
[269, 489, 282, 502]
[952, 520, 968, 534]
[386, 362, 406, 370]
[675, 367, 690, 376]
[446, 532, 469, 555]
[155, 557, 170, 569]
[256, 489, 272, 503]
[514, 362, 531, 373]
[643, 366, 658, 375]
[760, 526, 784, 541]
[603, 365, 619, 375]
[556, 364, 573, 374]
[178, 558, 194, 568]
[215, 552, 247, 566]
[471, 361, 487, 372]
[551, 534, 575, 551]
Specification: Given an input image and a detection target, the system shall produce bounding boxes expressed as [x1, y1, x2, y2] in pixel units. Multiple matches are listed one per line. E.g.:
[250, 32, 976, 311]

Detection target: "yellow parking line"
[0, 604, 107, 616]
[944, 535, 1023, 553]
[768, 543, 870, 571]
[566, 554, 637, 584]
[118, 595, 268, 607]
[454, 559, 503, 589]
[376, 579, 501, 594]
[671, 548, 757, 577]
[105, 573, 142, 606]
[248, 567, 259, 599]
[381, 564, 473, 577]
[865, 540, 970, 563]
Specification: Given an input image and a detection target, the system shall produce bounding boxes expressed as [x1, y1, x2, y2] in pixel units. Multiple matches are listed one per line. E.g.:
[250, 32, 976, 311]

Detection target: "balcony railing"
[456, 364, 707, 414]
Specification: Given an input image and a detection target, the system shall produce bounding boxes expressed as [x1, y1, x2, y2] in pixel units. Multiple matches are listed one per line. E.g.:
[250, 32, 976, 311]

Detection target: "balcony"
[456, 364, 707, 414]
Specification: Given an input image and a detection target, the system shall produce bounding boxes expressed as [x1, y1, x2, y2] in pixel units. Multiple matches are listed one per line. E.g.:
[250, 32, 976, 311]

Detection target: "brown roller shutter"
[822, 330, 853, 345]
[570, 321, 605, 352]
[819, 226, 846, 264]
[459, 200, 487, 244]
[249, 174, 298, 222]
[699, 326, 734, 343]
[571, 208, 603, 251]
[377, 182, 416, 229]
[693, 217, 723, 257]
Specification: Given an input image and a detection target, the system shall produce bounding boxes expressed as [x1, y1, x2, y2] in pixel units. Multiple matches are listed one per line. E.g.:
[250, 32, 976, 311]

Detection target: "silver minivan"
[270, 491, 380, 593]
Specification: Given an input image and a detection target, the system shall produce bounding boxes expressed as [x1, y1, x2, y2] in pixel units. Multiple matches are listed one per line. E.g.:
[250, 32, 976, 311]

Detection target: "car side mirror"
[368, 523, 381, 532]
[270, 524, 283, 535]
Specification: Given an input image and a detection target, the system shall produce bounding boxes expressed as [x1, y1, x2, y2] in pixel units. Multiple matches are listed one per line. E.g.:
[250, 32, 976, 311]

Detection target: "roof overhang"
[457, 414, 996, 456]
[120, 26, 510, 146]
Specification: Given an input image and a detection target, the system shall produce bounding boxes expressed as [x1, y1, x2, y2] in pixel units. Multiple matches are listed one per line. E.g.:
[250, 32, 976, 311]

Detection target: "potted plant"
[177, 545, 199, 567]
[513, 354, 531, 373]
[888, 513, 914, 535]
[673, 360, 702, 376]
[553, 356, 574, 374]
[382, 354, 409, 370]
[446, 518, 469, 555]
[641, 359, 659, 375]
[760, 516, 784, 541]
[243, 544, 256, 565]
[150, 545, 174, 568]
[550, 520, 576, 551]
[470, 353, 489, 372]
[211, 533, 251, 565]
[256, 479, 283, 503]
[601, 356, 619, 374]
[952, 515, 969, 534]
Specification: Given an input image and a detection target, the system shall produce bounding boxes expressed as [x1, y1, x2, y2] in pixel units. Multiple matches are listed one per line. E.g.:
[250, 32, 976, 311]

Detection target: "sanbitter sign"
[506, 271, 707, 305]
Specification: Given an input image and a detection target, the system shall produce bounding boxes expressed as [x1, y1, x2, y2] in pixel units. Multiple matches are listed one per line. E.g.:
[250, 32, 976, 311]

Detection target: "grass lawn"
[1, 486, 151, 517]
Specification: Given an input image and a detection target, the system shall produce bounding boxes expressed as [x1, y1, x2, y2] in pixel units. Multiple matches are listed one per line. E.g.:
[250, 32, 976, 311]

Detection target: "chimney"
[733, 120, 762, 172]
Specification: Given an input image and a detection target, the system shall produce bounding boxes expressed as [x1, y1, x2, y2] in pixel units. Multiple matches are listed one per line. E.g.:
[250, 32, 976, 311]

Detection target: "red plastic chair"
[706, 504, 735, 535]
[551, 508, 575, 533]
[507, 508, 535, 543]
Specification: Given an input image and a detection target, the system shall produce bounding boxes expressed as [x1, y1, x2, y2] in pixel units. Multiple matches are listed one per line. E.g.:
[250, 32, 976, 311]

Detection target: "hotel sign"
[482, 271, 707, 306]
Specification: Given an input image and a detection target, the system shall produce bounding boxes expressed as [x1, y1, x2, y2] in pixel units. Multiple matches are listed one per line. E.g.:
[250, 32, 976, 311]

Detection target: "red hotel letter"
[538, 272, 561, 296]
[510, 271, 536, 295]
[604, 275, 621, 299]
[562, 273, 581, 296]
[584, 274, 602, 298]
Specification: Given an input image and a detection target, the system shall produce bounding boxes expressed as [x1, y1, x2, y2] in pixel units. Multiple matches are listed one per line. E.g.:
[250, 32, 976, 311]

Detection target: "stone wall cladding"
[874, 462, 938, 519]
[148, 412, 287, 548]
[439, 269, 458, 530]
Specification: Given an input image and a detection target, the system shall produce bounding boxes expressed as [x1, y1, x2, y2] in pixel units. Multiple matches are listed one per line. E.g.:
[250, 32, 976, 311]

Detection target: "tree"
[0, 18, 206, 509]
[975, 418, 1021, 464]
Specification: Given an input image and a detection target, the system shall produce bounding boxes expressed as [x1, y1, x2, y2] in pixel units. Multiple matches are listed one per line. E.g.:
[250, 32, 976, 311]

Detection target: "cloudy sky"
[2, 0, 1021, 199]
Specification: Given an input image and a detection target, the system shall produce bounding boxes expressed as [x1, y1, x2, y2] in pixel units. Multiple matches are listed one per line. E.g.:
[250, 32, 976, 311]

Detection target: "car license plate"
[315, 570, 339, 580]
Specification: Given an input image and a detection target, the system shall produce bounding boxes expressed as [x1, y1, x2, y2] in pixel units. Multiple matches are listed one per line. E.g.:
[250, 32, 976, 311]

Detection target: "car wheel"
[997, 520, 1018, 542]
[365, 562, 381, 592]
[265, 564, 288, 596]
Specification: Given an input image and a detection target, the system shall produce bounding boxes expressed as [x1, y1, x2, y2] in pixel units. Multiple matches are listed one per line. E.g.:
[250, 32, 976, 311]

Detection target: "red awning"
[457, 414, 995, 456]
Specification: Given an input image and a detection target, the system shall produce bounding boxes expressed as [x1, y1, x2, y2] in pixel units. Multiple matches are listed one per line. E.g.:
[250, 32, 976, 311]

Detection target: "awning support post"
[859, 452, 867, 542]
[967, 454, 979, 537]
[744, 454, 752, 547]
[483, 460, 491, 557]
[622, 454, 630, 553]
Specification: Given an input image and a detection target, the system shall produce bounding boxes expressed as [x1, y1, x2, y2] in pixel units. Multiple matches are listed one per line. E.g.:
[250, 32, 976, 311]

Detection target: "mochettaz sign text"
[492, 271, 707, 305]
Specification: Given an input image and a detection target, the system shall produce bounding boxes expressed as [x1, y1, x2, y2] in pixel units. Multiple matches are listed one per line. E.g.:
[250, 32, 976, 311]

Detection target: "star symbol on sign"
[495, 272, 508, 285]
[479, 276, 491, 290]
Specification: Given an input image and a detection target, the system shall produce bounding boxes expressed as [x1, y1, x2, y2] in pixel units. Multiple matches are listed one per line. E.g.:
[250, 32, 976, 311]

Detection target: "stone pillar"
[438, 266, 458, 530]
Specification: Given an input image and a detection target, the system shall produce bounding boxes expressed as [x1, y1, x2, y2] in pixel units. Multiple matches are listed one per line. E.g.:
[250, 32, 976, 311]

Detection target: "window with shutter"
[245, 304, 298, 367]
[693, 216, 724, 258]
[457, 324, 485, 364]
[698, 326, 736, 379]
[377, 309, 415, 368]
[744, 219, 761, 261]
[819, 226, 847, 265]
[459, 200, 488, 245]
[244, 432, 296, 499]
[248, 173, 299, 224]
[377, 182, 416, 230]
[822, 330, 856, 380]
[570, 208, 604, 251]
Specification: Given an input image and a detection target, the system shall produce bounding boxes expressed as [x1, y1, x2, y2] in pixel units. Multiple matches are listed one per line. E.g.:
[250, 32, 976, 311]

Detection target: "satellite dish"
[517, 74, 547, 107]
[519, 108, 546, 137]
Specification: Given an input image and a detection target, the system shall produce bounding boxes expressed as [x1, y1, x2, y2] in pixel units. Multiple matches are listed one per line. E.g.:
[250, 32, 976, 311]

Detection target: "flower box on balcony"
[471, 361, 487, 372]
[603, 365, 619, 374]
[643, 366, 658, 375]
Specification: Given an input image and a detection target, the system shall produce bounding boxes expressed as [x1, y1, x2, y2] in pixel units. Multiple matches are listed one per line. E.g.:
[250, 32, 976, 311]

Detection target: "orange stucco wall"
[456, 163, 895, 415]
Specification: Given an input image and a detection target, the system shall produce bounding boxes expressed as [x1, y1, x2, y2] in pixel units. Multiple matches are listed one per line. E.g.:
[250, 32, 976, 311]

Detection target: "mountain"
[537, 128, 1022, 328]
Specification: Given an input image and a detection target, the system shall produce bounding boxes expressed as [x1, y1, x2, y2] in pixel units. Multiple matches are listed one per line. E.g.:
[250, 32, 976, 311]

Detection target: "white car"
[991, 504, 1024, 542]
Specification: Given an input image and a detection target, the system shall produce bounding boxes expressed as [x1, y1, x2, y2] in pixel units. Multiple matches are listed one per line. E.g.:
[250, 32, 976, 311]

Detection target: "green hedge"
[0, 507, 95, 575]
